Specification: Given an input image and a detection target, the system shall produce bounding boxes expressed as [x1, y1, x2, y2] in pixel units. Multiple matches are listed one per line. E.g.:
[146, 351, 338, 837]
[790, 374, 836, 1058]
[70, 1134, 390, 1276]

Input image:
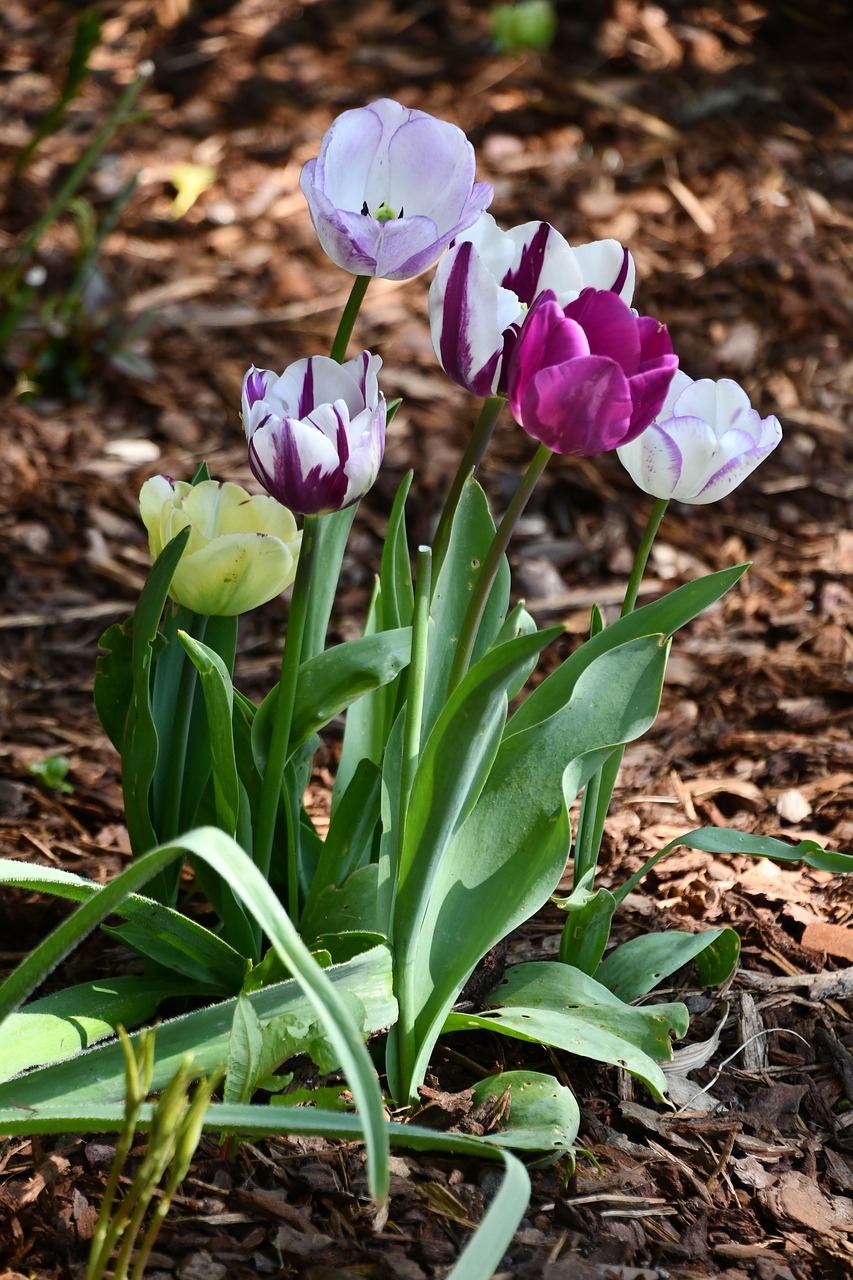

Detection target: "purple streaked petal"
[501, 221, 552, 305]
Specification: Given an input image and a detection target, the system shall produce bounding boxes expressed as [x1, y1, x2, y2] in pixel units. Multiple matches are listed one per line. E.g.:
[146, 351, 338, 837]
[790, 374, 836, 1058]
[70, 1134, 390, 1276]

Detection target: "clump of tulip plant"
[1, 96, 847, 1280]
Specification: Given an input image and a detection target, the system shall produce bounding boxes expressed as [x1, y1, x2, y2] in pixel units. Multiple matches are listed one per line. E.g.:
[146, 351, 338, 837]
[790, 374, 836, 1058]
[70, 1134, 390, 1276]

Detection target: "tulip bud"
[243, 352, 386, 516]
[139, 477, 301, 616]
[617, 371, 782, 503]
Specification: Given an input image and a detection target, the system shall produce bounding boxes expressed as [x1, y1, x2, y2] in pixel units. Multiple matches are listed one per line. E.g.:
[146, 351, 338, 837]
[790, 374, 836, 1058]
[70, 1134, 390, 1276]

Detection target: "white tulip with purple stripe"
[429, 212, 636, 397]
[617, 371, 782, 503]
[243, 353, 386, 516]
[300, 98, 493, 280]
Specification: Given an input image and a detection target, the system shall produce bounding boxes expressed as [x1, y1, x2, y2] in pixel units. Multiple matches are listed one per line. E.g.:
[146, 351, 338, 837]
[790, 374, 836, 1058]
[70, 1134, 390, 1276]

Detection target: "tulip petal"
[430, 240, 520, 396]
[564, 289, 641, 372]
[572, 240, 636, 302]
[174, 534, 299, 616]
[518, 356, 633, 455]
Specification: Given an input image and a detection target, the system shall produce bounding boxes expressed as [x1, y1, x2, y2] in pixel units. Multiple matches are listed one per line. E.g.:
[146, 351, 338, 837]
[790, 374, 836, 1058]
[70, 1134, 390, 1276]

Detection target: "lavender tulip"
[506, 288, 678, 456]
[300, 98, 493, 280]
[617, 371, 782, 503]
[430, 213, 636, 396]
[243, 352, 386, 516]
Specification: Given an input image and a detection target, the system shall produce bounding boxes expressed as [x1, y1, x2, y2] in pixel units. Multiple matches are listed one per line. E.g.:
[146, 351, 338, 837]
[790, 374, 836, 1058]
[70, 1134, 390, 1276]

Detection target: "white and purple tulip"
[506, 288, 678, 456]
[243, 353, 386, 516]
[429, 213, 636, 397]
[617, 371, 782, 503]
[300, 98, 493, 280]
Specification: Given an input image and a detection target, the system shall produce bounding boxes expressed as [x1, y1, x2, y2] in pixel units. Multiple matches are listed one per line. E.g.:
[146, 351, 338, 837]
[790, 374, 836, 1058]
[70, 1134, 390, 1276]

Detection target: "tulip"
[243, 352, 386, 516]
[430, 213, 635, 397]
[300, 98, 493, 280]
[506, 288, 678, 455]
[139, 477, 301, 616]
[617, 371, 782, 503]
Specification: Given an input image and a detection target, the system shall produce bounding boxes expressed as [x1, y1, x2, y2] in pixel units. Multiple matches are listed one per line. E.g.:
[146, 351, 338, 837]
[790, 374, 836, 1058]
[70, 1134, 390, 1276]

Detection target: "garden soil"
[1, 2, 853, 1276]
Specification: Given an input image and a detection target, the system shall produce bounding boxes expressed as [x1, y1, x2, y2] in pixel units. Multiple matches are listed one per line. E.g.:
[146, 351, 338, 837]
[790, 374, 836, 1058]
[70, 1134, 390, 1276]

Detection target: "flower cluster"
[140, 97, 782, 609]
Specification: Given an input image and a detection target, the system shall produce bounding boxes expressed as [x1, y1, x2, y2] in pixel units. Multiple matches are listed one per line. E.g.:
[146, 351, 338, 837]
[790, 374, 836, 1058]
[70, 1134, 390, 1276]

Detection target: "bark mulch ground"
[1, 2, 853, 1276]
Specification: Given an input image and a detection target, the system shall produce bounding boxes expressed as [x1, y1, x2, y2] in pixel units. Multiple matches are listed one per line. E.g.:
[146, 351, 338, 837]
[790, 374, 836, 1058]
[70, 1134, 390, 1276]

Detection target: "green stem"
[329, 275, 371, 363]
[160, 615, 207, 843]
[431, 395, 505, 579]
[253, 516, 320, 916]
[571, 496, 671, 888]
[621, 497, 669, 617]
[448, 443, 553, 693]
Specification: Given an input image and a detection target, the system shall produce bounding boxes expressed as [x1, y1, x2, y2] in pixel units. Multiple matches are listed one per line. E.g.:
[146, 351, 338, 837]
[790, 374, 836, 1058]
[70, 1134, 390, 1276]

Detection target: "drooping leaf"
[445, 962, 688, 1102]
[595, 928, 740, 1002]
[470, 1070, 579, 1157]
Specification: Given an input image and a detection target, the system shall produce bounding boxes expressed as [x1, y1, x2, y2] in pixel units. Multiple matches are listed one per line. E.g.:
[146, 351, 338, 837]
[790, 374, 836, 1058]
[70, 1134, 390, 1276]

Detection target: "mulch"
[1, 1, 853, 1276]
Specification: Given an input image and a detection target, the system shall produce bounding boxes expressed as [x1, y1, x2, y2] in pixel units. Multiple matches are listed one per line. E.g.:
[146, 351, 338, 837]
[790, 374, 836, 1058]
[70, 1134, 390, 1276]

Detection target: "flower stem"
[448, 443, 553, 693]
[431, 395, 505, 580]
[572, 495, 670, 888]
[621, 497, 669, 617]
[253, 515, 320, 920]
[329, 275, 371, 363]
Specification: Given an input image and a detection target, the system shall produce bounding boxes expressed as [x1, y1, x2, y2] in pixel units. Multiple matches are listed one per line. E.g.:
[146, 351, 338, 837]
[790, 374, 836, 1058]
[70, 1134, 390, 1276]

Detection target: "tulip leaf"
[309, 758, 382, 903]
[179, 632, 239, 835]
[595, 928, 740, 1003]
[176, 613, 238, 832]
[379, 470, 415, 631]
[555, 875, 616, 974]
[614, 827, 853, 906]
[0, 942, 394, 1112]
[299, 863, 387, 948]
[393, 634, 669, 1103]
[290, 627, 412, 752]
[0, 977, 202, 1082]
[0, 859, 247, 991]
[0, 1101, 531, 1280]
[469, 1070, 579, 1156]
[332, 581, 387, 810]
[445, 962, 688, 1102]
[508, 563, 747, 736]
[93, 616, 134, 753]
[421, 477, 512, 741]
[0, 829, 392, 1201]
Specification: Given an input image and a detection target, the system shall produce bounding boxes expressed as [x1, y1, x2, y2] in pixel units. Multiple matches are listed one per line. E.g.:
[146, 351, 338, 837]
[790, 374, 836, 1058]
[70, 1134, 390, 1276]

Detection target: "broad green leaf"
[299, 864, 387, 946]
[508, 564, 747, 736]
[695, 928, 741, 985]
[470, 1070, 579, 1156]
[0, 1101, 529, 1280]
[379, 470, 415, 630]
[0, 977, 194, 1082]
[223, 994, 264, 1105]
[0, 943, 394, 1109]
[311, 758, 381, 898]
[555, 876, 616, 974]
[613, 827, 852, 907]
[445, 962, 688, 1102]
[421, 477, 512, 741]
[394, 634, 669, 1103]
[179, 631, 239, 836]
[93, 616, 134, 753]
[0, 830, 392, 1200]
[177, 613, 238, 833]
[124, 528, 191, 881]
[287, 628, 412, 752]
[595, 928, 740, 1002]
[0, 860, 245, 991]
[332, 581, 386, 810]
